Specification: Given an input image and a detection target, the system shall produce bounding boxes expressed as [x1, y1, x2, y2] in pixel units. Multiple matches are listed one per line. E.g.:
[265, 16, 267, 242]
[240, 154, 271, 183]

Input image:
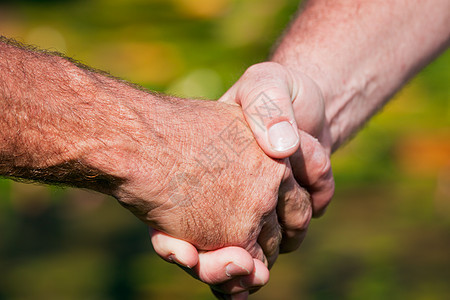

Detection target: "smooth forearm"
[272, 0, 450, 151]
[0, 37, 163, 193]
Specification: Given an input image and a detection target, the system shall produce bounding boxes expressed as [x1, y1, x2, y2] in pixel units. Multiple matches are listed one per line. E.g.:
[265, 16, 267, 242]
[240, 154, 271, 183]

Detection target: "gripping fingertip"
[252, 258, 270, 286]
[168, 253, 194, 269]
[150, 230, 199, 268]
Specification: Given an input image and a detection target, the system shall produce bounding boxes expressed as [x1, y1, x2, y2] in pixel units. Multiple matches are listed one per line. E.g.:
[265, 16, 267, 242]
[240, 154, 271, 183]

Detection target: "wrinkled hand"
[112, 97, 312, 295]
[151, 62, 335, 299]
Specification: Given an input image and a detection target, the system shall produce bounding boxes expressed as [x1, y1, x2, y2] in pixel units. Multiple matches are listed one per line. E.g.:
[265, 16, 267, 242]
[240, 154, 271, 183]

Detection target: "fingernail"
[225, 263, 250, 277]
[168, 254, 191, 269]
[268, 121, 299, 151]
[239, 274, 266, 289]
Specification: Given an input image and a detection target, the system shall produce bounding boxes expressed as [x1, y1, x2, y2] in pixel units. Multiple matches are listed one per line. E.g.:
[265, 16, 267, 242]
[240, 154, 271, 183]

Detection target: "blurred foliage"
[0, 0, 449, 299]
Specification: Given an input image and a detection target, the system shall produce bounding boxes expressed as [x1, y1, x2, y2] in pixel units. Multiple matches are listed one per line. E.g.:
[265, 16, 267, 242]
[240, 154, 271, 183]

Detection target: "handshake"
[2, 0, 446, 295]
[114, 62, 335, 298]
[0, 36, 334, 300]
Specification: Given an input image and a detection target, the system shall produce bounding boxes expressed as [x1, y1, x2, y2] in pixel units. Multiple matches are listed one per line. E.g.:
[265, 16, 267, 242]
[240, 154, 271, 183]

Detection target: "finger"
[219, 62, 300, 158]
[192, 247, 254, 285]
[211, 258, 270, 295]
[277, 159, 313, 253]
[150, 228, 199, 268]
[151, 230, 259, 286]
[289, 70, 326, 139]
[290, 131, 335, 217]
[257, 210, 281, 268]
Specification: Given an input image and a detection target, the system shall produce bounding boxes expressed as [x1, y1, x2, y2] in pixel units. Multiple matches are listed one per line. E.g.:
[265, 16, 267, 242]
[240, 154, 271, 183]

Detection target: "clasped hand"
[120, 62, 335, 298]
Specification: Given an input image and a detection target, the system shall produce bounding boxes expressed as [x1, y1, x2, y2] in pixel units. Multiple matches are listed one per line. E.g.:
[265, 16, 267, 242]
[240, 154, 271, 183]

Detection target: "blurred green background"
[0, 0, 449, 299]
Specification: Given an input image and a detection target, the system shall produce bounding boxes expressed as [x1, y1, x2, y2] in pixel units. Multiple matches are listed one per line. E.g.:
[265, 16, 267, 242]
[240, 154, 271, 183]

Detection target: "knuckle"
[308, 140, 333, 184]
[266, 228, 282, 258]
[290, 207, 312, 232]
[315, 145, 331, 175]
[284, 188, 312, 231]
[293, 189, 313, 229]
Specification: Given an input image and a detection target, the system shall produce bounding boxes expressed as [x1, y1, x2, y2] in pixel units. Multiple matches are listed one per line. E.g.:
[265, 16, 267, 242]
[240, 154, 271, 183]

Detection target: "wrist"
[77, 87, 167, 196]
[38, 59, 167, 195]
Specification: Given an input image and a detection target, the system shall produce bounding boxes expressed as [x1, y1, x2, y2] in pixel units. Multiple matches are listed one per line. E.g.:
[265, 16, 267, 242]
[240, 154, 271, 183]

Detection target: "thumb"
[219, 62, 300, 159]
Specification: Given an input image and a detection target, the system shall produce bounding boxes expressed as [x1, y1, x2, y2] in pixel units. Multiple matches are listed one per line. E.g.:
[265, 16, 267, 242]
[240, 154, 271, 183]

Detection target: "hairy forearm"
[272, 0, 450, 151]
[0, 37, 164, 193]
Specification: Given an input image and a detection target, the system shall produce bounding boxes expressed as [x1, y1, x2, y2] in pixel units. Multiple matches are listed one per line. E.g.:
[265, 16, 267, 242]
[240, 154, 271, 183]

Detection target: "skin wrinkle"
[143, 111, 272, 249]
[278, 182, 311, 228]
[191, 171, 238, 248]
[188, 149, 260, 249]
